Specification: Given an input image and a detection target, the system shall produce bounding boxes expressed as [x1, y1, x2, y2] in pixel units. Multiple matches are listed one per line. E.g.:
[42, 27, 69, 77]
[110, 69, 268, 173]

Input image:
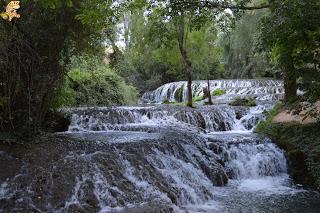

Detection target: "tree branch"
[172, 0, 270, 11]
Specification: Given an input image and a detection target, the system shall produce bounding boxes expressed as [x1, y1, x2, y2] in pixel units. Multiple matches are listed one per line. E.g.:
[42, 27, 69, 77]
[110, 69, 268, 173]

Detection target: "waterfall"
[224, 142, 287, 179]
[66, 104, 273, 133]
[140, 79, 284, 103]
[2, 79, 320, 213]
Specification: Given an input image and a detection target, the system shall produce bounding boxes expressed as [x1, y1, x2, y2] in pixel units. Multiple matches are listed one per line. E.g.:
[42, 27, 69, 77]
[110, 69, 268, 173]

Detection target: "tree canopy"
[261, 0, 320, 102]
[0, 0, 319, 134]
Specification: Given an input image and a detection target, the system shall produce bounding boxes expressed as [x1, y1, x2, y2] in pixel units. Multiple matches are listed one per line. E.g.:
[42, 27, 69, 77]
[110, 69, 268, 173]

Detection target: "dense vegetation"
[0, 0, 319, 133]
[0, 0, 126, 132]
[259, 122, 320, 190]
[260, 0, 320, 102]
[255, 102, 320, 190]
[60, 55, 137, 107]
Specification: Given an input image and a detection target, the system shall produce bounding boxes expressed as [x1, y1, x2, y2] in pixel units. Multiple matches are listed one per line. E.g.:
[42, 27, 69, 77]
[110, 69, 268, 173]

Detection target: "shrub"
[162, 99, 175, 104]
[193, 96, 204, 102]
[254, 103, 282, 134]
[229, 96, 257, 107]
[211, 89, 226, 96]
[174, 86, 184, 102]
[58, 56, 137, 107]
[260, 122, 320, 190]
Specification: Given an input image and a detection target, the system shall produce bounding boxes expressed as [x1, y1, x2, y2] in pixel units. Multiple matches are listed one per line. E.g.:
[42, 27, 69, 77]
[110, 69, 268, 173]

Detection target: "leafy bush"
[261, 122, 320, 190]
[229, 97, 257, 107]
[58, 56, 137, 107]
[254, 103, 282, 134]
[211, 89, 226, 96]
[162, 100, 175, 104]
[193, 96, 204, 102]
[255, 103, 320, 189]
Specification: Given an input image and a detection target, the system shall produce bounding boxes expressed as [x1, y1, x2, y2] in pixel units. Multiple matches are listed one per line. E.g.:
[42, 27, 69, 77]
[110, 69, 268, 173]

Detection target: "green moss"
[162, 99, 174, 104]
[186, 102, 195, 108]
[173, 102, 186, 106]
[229, 96, 257, 107]
[174, 86, 184, 102]
[254, 104, 320, 189]
[261, 122, 320, 190]
[254, 103, 282, 134]
[211, 89, 226, 96]
[193, 96, 204, 102]
[161, 100, 195, 107]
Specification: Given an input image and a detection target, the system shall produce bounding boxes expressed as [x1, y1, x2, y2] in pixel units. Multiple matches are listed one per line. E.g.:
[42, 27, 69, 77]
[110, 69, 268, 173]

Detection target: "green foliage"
[187, 25, 224, 80]
[59, 55, 137, 107]
[262, 123, 320, 190]
[116, 7, 224, 93]
[114, 10, 184, 93]
[0, 96, 6, 108]
[219, 7, 276, 79]
[193, 96, 204, 102]
[254, 103, 282, 134]
[211, 89, 226, 96]
[229, 96, 257, 107]
[260, 0, 320, 102]
[162, 100, 175, 104]
[0, 0, 114, 132]
[174, 86, 184, 102]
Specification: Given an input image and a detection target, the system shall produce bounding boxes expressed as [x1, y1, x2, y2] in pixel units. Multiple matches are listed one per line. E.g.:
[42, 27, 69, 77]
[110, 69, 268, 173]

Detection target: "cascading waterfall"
[140, 79, 284, 103]
[1, 79, 320, 213]
[67, 106, 238, 133]
[66, 104, 273, 133]
[225, 142, 287, 179]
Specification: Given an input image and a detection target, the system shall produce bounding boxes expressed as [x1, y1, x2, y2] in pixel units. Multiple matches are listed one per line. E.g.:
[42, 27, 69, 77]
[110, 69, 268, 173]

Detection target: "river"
[0, 79, 319, 212]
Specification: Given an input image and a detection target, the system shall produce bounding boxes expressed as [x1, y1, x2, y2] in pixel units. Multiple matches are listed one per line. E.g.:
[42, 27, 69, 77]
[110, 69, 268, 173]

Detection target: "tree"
[115, 6, 222, 98]
[260, 0, 320, 102]
[174, 13, 193, 106]
[219, 9, 275, 79]
[132, 0, 270, 107]
[0, 0, 115, 133]
[140, 1, 220, 107]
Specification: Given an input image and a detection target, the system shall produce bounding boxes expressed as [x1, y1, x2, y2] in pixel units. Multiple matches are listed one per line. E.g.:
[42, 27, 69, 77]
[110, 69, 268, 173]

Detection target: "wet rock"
[198, 160, 228, 186]
[44, 110, 70, 132]
[208, 143, 223, 154]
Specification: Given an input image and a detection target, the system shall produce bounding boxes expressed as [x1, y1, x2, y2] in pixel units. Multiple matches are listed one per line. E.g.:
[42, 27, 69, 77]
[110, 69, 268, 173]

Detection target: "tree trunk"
[123, 12, 131, 50]
[207, 79, 213, 105]
[284, 60, 297, 102]
[175, 14, 193, 107]
[186, 66, 193, 107]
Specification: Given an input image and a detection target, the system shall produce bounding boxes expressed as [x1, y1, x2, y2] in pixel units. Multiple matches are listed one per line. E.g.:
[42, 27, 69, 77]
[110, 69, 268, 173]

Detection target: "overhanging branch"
[172, 0, 270, 11]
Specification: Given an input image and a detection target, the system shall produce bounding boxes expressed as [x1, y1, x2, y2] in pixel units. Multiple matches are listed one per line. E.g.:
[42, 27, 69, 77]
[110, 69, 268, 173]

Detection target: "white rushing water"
[67, 103, 273, 134]
[2, 79, 320, 213]
[57, 79, 306, 212]
[140, 79, 284, 103]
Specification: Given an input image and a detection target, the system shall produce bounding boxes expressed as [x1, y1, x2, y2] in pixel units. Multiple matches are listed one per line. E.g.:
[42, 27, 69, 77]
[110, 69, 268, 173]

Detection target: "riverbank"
[258, 120, 320, 190]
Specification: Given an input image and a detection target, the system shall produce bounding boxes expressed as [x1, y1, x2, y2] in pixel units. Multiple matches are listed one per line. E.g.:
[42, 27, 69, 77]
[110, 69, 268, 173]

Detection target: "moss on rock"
[260, 122, 320, 190]
[174, 86, 184, 102]
[211, 89, 226, 96]
[229, 97, 257, 107]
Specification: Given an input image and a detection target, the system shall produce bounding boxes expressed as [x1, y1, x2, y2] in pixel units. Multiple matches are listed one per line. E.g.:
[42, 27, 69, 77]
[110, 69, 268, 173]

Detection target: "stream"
[0, 79, 319, 212]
